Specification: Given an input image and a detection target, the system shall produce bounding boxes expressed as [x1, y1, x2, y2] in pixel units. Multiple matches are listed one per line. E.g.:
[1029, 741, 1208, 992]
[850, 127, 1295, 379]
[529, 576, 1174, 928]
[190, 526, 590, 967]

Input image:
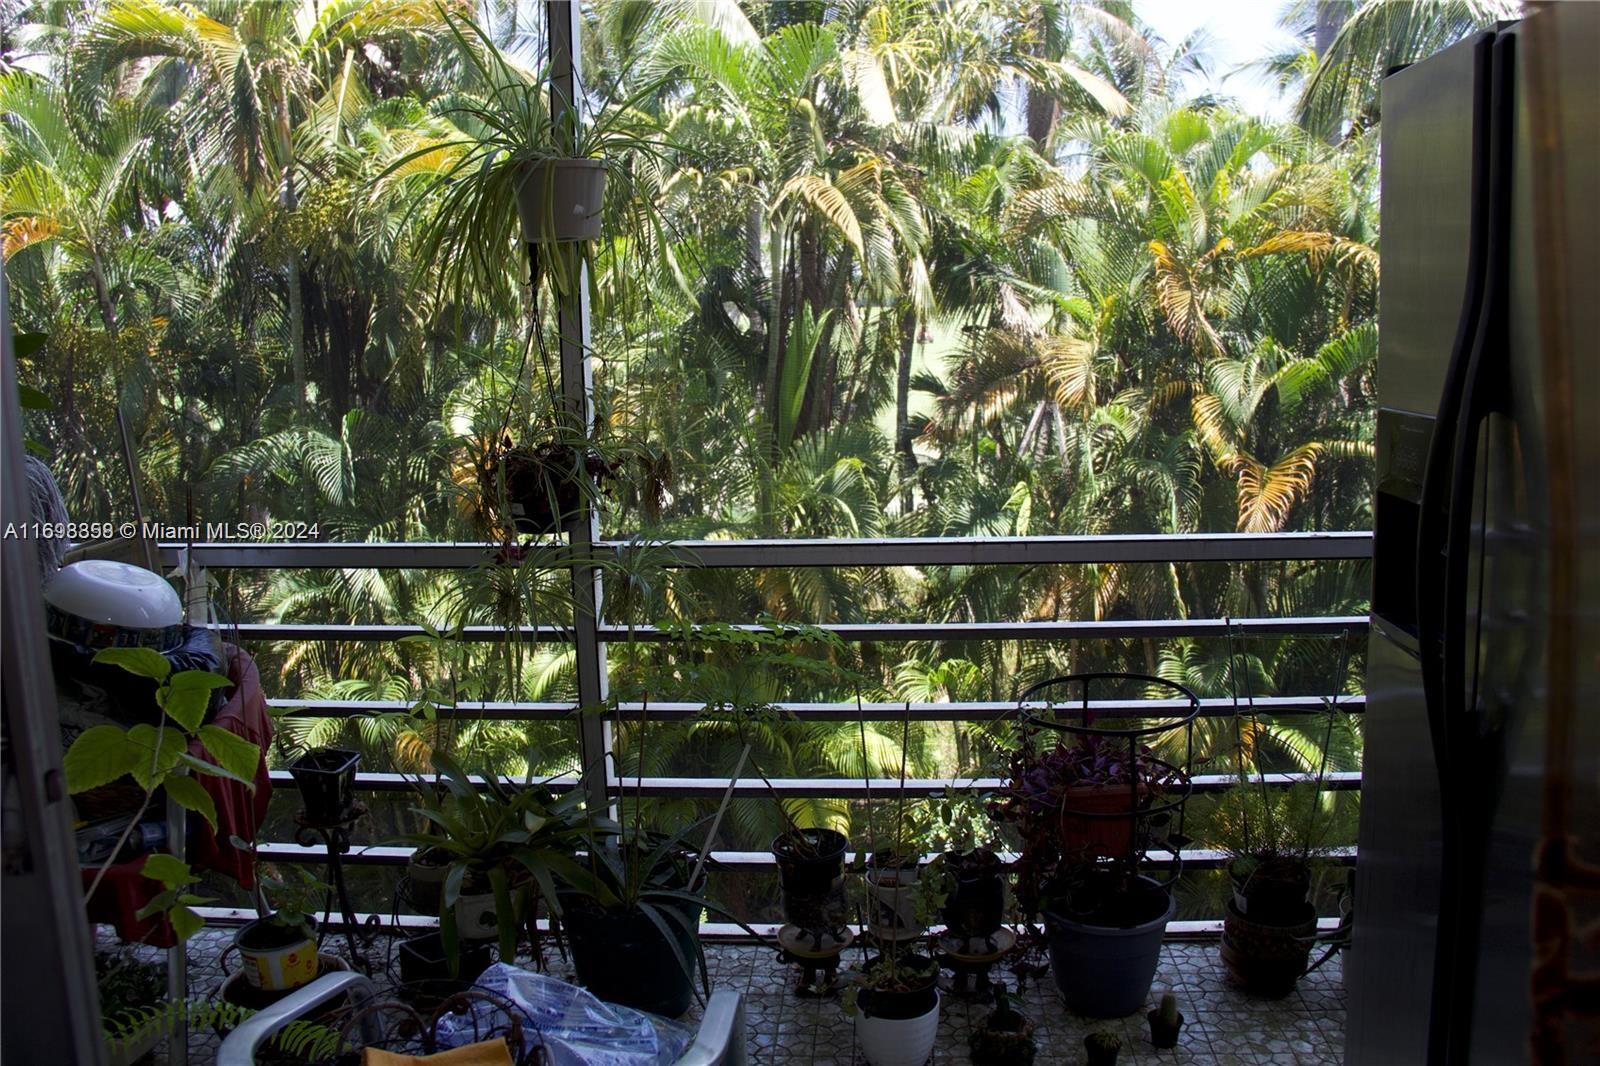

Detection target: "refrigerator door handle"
[1422, 33, 1517, 1066]
[1414, 31, 1496, 784]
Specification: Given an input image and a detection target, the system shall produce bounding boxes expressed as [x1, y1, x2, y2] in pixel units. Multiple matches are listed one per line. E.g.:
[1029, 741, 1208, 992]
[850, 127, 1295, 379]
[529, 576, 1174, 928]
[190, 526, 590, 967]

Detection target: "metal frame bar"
[266, 693, 1365, 722]
[265, 768, 1361, 796]
[156, 530, 1371, 570]
[214, 615, 1368, 643]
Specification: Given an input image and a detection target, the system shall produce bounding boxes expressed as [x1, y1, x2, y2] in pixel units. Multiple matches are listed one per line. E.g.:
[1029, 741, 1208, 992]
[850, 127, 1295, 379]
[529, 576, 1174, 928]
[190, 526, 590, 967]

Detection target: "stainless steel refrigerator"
[1347, 4, 1599, 1064]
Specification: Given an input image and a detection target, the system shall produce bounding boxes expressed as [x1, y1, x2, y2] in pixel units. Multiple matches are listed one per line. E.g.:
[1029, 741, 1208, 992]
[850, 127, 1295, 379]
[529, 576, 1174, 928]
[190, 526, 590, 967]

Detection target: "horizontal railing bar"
[189, 907, 1345, 941]
[227, 615, 1367, 644]
[253, 842, 1356, 870]
[268, 694, 1365, 722]
[159, 531, 1372, 570]
[267, 769, 1360, 796]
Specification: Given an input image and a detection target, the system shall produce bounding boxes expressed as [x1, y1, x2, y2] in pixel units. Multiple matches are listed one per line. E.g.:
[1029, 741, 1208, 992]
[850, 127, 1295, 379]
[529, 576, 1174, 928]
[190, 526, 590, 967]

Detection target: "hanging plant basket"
[481, 440, 616, 536]
[514, 158, 606, 243]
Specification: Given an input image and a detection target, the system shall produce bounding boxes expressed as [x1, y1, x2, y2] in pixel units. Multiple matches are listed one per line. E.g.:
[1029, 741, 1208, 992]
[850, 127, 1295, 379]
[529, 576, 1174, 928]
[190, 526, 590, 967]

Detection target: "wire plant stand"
[1013, 672, 1199, 886]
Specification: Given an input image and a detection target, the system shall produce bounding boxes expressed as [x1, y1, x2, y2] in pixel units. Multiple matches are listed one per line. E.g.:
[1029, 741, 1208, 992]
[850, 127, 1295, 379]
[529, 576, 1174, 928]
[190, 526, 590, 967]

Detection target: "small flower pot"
[406, 847, 450, 915]
[514, 158, 607, 243]
[854, 990, 940, 1066]
[865, 853, 924, 942]
[234, 917, 318, 992]
[1083, 1034, 1122, 1065]
[1055, 783, 1146, 859]
[772, 828, 849, 933]
[942, 847, 1006, 941]
[453, 889, 501, 941]
[1228, 857, 1313, 925]
[1147, 1007, 1185, 1048]
[287, 748, 359, 825]
[968, 1004, 1036, 1065]
[395, 931, 492, 1002]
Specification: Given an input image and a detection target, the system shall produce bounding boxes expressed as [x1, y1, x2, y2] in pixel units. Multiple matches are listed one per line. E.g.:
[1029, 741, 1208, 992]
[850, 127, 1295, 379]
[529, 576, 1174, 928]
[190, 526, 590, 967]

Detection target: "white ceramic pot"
[407, 850, 450, 914]
[454, 890, 500, 940]
[854, 992, 940, 1066]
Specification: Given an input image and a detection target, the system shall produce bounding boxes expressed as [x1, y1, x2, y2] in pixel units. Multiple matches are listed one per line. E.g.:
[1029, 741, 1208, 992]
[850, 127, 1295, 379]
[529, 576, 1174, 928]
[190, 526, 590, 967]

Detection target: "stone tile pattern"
[123, 928, 1344, 1064]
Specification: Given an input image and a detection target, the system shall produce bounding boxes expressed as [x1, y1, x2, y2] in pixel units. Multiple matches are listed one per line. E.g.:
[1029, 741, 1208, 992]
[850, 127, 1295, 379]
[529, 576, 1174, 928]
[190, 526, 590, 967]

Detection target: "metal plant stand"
[293, 803, 382, 969]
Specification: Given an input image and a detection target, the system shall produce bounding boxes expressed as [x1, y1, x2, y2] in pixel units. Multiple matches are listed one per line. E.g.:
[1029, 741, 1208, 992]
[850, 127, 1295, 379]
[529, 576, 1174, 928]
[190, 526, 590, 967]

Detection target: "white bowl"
[44, 560, 184, 651]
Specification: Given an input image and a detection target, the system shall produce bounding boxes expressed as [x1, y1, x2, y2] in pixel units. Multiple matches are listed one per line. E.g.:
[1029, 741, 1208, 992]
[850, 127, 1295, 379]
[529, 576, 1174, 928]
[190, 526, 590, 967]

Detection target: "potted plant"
[560, 819, 756, 1018]
[994, 674, 1197, 1018]
[844, 952, 940, 1066]
[400, 752, 598, 972]
[405, 844, 452, 914]
[1084, 1030, 1122, 1065]
[1212, 781, 1332, 998]
[286, 748, 359, 825]
[234, 867, 326, 993]
[1147, 990, 1185, 1048]
[863, 848, 926, 942]
[938, 846, 1007, 945]
[967, 983, 1036, 1066]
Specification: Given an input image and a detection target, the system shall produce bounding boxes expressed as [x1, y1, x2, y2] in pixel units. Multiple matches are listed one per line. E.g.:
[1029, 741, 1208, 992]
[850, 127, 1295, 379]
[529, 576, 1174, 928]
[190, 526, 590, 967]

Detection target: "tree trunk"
[895, 305, 918, 510]
[1026, 89, 1059, 153]
[1314, 0, 1345, 58]
[88, 246, 118, 334]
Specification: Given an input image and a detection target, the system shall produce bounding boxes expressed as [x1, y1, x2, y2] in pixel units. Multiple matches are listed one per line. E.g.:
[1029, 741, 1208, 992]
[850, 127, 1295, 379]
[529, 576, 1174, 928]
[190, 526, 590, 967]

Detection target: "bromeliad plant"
[400, 751, 601, 968]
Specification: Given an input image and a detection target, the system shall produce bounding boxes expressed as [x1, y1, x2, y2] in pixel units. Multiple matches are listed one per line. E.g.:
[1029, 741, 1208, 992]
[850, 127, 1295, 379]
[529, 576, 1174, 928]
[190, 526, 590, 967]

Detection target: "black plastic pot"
[396, 931, 492, 1000]
[288, 748, 359, 825]
[562, 902, 699, 1018]
[942, 848, 1006, 939]
[1147, 1008, 1184, 1048]
[772, 828, 849, 931]
[858, 954, 939, 1020]
[1229, 857, 1313, 925]
[1042, 874, 1174, 1018]
[1084, 1034, 1122, 1065]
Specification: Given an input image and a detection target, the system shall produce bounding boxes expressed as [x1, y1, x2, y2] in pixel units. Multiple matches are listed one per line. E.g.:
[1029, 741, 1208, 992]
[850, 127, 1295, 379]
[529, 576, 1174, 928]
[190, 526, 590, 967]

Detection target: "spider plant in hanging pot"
[478, 431, 624, 537]
[382, 8, 671, 300]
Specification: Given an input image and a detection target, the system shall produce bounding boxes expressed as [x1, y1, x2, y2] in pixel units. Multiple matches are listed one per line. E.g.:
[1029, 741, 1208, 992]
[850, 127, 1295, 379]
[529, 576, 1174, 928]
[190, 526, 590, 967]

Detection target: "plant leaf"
[63, 724, 138, 793]
[195, 726, 261, 788]
[163, 774, 217, 831]
[93, 647, 172, 682]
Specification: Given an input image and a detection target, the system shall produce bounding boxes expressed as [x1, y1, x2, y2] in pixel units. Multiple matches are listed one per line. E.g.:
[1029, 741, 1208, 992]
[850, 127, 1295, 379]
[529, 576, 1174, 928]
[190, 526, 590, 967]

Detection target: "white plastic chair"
[214, 974, 745, 1065]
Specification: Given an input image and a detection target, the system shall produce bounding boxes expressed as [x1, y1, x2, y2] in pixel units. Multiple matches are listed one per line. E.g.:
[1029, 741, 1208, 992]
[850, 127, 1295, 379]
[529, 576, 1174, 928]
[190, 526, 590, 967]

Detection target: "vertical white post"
[546, 0, 612, 815]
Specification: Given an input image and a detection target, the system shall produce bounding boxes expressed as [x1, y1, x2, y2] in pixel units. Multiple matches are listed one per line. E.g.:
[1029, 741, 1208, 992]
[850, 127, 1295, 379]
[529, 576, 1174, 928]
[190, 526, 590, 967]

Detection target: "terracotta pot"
[1055, 783, 1146, 859]
[1220, 899, 1317, 998]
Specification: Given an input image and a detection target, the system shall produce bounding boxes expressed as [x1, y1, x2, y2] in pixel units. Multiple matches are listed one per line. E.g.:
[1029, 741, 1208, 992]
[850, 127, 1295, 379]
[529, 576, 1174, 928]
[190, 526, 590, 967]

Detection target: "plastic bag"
[434, 963, 694, 1065]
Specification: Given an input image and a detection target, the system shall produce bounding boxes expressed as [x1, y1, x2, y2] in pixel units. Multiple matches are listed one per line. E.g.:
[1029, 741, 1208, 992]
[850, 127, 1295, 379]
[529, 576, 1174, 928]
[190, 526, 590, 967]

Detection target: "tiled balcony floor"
[127, 928, 1345, 1064]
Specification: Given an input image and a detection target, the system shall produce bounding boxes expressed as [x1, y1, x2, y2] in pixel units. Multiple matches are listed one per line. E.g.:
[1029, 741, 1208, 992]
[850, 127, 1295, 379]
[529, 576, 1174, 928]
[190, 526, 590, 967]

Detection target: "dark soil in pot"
[857, 954, 939, 1019]
[561, 900, 700, 1018]
[772, 828, 849, 930]
[287, 748, 359, 825]
[943, 848, 1006, 939]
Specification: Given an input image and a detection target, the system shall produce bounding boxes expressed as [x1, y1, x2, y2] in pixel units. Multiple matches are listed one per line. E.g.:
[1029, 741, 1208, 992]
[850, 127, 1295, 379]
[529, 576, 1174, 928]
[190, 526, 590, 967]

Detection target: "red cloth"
[83, 644, 274, 946]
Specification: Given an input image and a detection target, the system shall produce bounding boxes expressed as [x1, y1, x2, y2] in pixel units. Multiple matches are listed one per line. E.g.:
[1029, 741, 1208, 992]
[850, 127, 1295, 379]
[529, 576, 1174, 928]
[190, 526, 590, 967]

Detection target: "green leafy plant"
[400, 749, 601, 966]
[256, 866, 329, 941]
[131, 853, 212, 942]
[64, 648, 255, 939]
[102, 997, 344, 1062]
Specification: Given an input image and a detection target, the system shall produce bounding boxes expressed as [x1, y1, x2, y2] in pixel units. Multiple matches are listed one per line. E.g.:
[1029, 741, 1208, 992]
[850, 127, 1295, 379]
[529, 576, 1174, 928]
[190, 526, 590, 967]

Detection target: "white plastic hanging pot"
[854, 992, 941, 1066]
[865, 861, 925, 942]
[514, 158, 606, 243]
[454, 890, 501, 941]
